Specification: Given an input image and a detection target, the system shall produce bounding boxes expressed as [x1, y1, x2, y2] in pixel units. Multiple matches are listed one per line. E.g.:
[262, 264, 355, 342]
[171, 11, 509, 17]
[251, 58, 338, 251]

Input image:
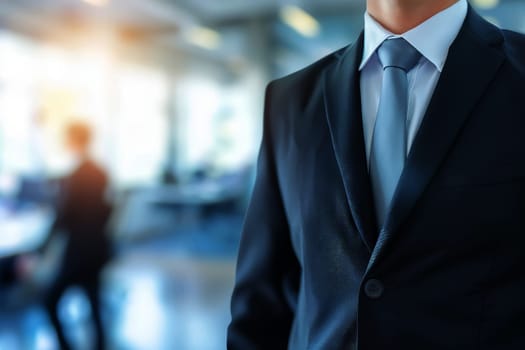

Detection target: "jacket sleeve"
[227, 83, 301, 349]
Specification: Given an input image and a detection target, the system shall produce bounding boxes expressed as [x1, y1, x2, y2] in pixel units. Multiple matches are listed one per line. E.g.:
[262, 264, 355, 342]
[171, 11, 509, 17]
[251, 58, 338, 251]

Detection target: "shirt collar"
[359, 0, 468, 72]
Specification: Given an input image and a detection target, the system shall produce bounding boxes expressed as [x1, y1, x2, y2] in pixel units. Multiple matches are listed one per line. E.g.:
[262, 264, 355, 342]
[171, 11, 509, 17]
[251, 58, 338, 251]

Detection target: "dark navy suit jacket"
[228, 7, 525, 350]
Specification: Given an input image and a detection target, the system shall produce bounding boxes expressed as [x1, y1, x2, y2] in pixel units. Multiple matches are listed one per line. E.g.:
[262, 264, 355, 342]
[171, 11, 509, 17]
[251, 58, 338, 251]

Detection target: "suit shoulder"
[502, 29, 525, 49]
[501, 29, 525, 76]
[260, 45, 349, 147]
[266, 46, 348, 104]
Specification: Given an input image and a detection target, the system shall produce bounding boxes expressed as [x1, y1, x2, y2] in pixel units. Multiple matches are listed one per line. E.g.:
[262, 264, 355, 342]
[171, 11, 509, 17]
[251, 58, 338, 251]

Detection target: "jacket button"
[364, 279, 384, 299]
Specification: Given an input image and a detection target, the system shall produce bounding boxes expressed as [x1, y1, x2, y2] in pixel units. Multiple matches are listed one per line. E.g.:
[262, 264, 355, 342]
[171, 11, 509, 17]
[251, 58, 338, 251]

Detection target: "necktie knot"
[377, 38, 421, 72]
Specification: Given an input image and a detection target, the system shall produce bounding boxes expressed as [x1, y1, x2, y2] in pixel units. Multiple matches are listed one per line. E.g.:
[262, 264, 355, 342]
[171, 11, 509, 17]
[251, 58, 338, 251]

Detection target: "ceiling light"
[83, 0, 109, 7]
[280, 5, 321, 38]
[472, 0, 500, 10]
[184, 27, 222, 50]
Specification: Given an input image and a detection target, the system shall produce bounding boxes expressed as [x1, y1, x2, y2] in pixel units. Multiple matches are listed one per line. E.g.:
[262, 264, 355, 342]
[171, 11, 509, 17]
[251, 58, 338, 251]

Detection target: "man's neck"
[367, 0, 460, 34]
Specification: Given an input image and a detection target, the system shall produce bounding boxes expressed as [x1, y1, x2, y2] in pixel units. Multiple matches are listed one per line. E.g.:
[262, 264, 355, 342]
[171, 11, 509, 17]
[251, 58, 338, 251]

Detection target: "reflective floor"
[0, 214, 241, 350]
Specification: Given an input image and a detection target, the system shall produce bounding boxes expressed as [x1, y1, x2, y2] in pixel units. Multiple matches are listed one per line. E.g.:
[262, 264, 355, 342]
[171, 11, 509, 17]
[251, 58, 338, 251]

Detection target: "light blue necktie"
[370, 38, 421, 225]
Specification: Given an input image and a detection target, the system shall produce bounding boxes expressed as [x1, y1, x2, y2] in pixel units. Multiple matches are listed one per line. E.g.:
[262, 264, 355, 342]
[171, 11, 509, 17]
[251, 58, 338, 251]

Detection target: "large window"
[0, 32, 170, 188]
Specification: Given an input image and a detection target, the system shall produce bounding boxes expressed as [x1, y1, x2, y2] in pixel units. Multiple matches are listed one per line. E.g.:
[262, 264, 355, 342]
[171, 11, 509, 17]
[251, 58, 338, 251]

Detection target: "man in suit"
[228, 0, 525, 348]
[42, 121, 112, 350]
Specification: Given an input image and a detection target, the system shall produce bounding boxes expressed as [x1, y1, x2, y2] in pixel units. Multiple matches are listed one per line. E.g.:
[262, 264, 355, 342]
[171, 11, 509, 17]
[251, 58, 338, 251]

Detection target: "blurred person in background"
[228, 0, 525, 349]
[31, 120, 112, 350]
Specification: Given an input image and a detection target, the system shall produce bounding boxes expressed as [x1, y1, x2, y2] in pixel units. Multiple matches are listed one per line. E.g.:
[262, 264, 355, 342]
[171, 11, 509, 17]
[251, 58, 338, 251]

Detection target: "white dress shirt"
[360, 0, 468, 162]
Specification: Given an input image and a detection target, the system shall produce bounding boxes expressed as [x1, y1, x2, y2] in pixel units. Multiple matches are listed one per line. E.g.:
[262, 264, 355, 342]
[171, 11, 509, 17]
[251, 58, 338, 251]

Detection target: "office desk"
[0, 207, 54, 259]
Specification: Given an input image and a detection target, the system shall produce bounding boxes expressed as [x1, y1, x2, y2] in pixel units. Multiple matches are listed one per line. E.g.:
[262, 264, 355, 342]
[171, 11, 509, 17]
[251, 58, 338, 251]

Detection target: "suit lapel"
[323, 33, 379, 252]
[367, 8, 505, 270]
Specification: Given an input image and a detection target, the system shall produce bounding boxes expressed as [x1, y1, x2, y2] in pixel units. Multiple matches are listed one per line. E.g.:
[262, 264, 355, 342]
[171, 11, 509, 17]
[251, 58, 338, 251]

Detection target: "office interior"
[0, 0, 523, 349]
